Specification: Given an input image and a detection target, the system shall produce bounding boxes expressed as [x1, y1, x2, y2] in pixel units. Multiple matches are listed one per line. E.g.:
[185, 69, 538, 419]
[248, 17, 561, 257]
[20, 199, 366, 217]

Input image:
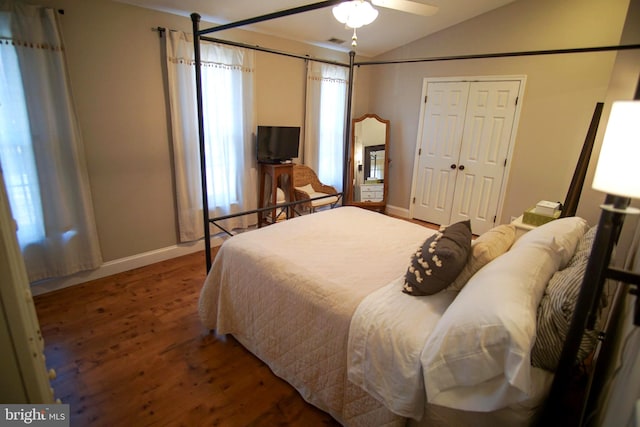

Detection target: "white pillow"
[295, 183, 315, 195]
[421, 233, 565, 411]
[512, 216, 588, 268]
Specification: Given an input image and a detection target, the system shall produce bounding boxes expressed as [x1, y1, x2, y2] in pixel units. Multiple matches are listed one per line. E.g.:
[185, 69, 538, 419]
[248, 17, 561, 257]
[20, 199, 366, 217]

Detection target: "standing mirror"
[348, 114, 390, 212]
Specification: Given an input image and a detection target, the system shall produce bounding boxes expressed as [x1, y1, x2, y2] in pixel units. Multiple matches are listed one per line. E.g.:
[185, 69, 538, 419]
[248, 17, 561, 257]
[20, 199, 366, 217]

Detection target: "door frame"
[409, 75, 527, 227]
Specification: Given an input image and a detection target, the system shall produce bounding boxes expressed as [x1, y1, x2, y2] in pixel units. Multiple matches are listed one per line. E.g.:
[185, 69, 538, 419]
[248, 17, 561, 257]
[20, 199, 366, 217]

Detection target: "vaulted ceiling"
[114, 0, 516, 57]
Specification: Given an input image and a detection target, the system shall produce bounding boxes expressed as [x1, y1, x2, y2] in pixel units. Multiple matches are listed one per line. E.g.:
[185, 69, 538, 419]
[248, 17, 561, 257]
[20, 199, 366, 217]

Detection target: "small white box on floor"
[535, 200, 561, 216]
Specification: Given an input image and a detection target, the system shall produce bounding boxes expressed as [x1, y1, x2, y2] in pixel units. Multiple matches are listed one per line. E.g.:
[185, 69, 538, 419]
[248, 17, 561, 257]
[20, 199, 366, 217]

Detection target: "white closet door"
[411, 78, 522, 234]
[449, 80, 521, 234]
[412, 81, 470, 226]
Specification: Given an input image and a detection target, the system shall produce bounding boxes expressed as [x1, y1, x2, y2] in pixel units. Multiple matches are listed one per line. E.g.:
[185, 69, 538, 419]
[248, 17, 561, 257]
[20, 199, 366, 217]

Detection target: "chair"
[292, 164, 340, 213]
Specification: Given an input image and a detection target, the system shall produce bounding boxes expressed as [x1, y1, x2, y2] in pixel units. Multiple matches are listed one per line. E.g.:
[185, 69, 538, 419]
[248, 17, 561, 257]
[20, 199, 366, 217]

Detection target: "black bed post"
[561, 102, 604, 218]
[343, 50, 356, 198]
[191, 13, 212, 272]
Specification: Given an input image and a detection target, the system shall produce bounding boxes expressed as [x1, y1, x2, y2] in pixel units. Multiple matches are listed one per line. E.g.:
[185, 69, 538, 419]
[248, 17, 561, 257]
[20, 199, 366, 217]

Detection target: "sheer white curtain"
[165, 31, 257, 242]
[304, 61, 349, 191]
[0, 1, 102, 282]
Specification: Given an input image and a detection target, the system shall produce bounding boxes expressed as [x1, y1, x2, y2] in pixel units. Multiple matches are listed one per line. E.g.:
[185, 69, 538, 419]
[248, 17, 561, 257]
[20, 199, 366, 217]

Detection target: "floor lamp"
[542, 100, 640, 423]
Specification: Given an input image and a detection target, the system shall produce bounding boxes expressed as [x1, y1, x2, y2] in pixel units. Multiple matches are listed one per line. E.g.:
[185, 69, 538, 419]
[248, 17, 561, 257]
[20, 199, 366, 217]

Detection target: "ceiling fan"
[332, 0, 438, 46]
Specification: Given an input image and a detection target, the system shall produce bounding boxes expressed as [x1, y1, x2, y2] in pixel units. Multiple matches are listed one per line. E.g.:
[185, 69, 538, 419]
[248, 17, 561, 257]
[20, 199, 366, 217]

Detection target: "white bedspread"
[198, 207, 437, 426]
[348, 277, 457, 420]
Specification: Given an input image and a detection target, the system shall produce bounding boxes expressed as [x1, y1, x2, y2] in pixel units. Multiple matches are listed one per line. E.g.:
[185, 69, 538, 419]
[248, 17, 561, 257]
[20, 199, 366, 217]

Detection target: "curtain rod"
[355, 43, 640, 66]
[200, 35, 350, 67]
[157, 25, 639, 69]
[153, 27, 349, 67]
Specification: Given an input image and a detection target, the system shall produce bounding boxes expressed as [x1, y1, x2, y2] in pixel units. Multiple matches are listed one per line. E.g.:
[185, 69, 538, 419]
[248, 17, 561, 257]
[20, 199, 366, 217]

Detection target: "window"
[202, 63, 241, 204]
[0, 3, 101, 282]
[165, 32, 257, 241]
[0, 33, 45, 247]
[304, 61, 348, 191]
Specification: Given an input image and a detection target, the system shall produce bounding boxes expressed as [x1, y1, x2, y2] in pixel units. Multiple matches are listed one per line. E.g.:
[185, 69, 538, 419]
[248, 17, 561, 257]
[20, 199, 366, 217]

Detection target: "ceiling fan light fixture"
[332, 1, 379, 29]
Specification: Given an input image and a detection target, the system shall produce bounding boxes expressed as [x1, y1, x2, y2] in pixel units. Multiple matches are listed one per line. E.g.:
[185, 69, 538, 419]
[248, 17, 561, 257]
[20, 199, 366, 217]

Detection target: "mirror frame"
[347, 113, 390, 212]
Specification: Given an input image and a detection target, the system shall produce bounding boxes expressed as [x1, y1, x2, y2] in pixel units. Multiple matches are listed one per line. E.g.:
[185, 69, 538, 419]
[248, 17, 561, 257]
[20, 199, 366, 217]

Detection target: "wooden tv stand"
[258, 163, 295, 227]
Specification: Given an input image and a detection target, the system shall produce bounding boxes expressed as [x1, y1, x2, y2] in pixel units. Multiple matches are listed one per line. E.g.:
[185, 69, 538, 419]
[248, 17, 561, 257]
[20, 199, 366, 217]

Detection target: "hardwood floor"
[33, 249, 340, 427]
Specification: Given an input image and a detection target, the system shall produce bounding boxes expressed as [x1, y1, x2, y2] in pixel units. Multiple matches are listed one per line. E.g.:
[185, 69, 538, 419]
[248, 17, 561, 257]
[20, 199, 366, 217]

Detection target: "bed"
[198, 206, 596, 426]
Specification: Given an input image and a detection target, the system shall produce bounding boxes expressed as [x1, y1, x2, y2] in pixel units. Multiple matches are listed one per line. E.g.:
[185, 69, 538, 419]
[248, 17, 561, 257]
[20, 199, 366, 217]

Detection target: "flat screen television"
[256, 126, 300, 164]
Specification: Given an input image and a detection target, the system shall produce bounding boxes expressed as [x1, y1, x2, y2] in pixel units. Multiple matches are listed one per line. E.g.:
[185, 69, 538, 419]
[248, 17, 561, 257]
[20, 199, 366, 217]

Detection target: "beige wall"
[32, 0, 350, 262]
[357, 0, 633, 227]
[255, 53, 305, 127]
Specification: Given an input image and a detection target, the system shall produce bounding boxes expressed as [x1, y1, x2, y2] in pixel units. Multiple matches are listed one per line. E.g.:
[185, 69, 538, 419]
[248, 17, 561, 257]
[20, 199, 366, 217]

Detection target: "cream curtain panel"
[304, 61, 348, 192]
[0, 0, 102, 282]
[165, 31, 257, 242]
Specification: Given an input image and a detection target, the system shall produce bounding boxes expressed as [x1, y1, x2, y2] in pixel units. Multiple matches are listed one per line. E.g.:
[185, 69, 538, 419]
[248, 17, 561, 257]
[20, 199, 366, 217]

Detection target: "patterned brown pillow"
[403, 220, 472, 296]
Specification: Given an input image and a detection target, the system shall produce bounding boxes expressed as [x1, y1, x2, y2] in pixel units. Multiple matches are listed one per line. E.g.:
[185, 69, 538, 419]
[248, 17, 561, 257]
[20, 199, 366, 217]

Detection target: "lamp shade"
[333, 1, 378, 29]
[592, 101, 640, 199]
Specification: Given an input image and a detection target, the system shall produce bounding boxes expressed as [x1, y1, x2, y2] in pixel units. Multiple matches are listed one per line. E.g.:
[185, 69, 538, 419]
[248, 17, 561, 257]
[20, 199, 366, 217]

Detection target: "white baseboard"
[31, 236, 224, 296]
[386, 204, 410, 218]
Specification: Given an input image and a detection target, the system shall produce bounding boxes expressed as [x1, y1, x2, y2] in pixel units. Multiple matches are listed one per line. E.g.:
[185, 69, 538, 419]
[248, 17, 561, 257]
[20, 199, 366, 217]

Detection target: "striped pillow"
[532, 226, 601, 371]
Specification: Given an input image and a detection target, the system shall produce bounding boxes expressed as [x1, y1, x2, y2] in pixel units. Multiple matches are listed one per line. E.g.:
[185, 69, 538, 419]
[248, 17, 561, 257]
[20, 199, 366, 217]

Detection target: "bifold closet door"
[412, 81, 470, 226]
[412, 80, 520, 234]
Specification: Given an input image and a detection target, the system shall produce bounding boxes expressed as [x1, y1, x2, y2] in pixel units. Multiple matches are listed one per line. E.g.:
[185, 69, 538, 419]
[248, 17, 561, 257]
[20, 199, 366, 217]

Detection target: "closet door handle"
[458, 165, 465, 171]
[450, 164, 457, 169]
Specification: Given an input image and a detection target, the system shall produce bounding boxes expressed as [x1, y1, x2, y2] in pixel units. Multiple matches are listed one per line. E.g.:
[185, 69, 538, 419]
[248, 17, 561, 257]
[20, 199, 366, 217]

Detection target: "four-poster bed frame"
[184, 3, 640, 424]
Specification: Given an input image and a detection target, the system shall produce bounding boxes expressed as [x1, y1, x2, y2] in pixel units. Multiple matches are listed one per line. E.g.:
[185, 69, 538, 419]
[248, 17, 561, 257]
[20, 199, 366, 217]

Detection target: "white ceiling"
[114, 0, 516, 57]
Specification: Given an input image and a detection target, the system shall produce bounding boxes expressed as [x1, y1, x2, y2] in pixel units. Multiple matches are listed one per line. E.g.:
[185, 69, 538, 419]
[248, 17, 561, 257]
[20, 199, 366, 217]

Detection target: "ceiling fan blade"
[371, 0, 439, 16]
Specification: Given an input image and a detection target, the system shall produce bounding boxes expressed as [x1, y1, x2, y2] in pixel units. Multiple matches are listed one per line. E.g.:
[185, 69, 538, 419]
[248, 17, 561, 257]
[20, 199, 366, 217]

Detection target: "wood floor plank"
[34, 249, 340, 426]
